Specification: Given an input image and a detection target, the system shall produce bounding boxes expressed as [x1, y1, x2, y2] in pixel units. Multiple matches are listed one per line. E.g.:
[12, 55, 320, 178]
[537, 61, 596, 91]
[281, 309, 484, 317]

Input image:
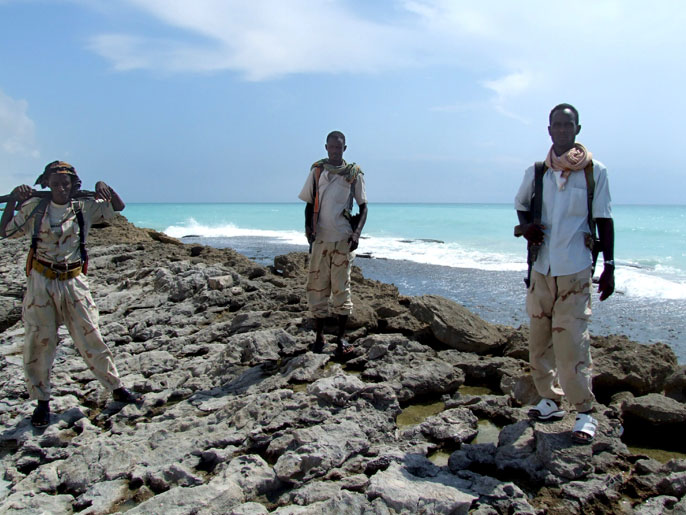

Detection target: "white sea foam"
[654, 263, 683, 275]
[163, 220, 527, 271]
[361, 236, 525, 272]
[616, 268, 686, 300]
[163, 219, 304, 244]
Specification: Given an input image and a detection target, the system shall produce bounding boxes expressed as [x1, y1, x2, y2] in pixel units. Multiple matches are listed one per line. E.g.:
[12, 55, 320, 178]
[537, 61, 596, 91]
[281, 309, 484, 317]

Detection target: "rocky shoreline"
[1, 214, 685, 514]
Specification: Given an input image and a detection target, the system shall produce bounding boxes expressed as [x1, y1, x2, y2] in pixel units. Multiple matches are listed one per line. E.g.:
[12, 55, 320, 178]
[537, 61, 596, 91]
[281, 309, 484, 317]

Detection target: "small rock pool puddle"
[115, 498, 138, 512]
[458, 385, 494, 396]
[427, 420, 502, 466]
[396, 385, 498, 429]
[396, 385, 503, 465]
[627, 446, 686, 463]
[290, 383, 308, 393]
[396, 400, 446, 427]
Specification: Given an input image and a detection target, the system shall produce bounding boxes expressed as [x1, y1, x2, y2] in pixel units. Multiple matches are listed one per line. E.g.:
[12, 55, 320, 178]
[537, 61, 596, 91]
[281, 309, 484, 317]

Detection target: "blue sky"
[1, 0, 685, 204]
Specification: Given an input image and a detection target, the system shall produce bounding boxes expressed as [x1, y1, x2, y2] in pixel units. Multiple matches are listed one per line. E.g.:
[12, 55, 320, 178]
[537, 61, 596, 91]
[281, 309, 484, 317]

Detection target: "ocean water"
[124, 203, 686, 361]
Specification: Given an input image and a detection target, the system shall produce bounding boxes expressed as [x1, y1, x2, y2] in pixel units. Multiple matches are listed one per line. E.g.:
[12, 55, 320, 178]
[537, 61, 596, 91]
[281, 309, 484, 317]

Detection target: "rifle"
[514, 221, 541, 288]
[589, 235, 603, 278]
[0, 190, 96, 209]
[515, 162, 546, 288]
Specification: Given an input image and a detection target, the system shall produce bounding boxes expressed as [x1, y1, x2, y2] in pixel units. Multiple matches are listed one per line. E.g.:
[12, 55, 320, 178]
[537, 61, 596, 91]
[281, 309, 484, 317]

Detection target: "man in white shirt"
[514, 104, 615, 444]
[298, 131, 368, 358]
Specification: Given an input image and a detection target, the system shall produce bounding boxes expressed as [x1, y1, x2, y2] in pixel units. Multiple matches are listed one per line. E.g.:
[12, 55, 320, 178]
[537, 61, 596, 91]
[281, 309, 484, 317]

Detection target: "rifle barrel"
[0, 190, 96, 206]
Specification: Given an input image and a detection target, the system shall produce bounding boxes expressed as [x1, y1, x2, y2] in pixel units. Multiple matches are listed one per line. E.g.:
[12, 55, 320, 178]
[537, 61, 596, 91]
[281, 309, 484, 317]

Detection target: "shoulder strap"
[25, 197, 50, 277]
[71, 200, 89, 274]
[312, 166, 322, 212]
[312, 166, 323, 231]
[30, 198, 50, 250]
[584, 161, 596, 234]
[532, 162, 546, 224]
[583, 162, 602, 274]
[345, 175, 357, 213]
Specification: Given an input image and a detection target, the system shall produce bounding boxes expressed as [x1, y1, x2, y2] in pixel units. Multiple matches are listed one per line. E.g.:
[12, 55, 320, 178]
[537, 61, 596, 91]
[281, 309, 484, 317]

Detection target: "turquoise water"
[124, 202, 686, 300]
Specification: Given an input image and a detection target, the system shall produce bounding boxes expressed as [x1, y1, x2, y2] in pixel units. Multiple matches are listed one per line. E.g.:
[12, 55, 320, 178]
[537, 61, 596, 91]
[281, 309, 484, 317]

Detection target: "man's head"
[548, 103, 581, 155]
[325, 131, 346, 165]
[549, 103, 579, 125]
[38, 161, 81, 203]
[48, 173, 73, 205]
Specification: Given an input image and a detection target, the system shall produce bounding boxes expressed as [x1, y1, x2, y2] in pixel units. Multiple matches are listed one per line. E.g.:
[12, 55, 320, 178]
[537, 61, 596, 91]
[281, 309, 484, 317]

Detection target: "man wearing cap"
[0, 161, 141, 427]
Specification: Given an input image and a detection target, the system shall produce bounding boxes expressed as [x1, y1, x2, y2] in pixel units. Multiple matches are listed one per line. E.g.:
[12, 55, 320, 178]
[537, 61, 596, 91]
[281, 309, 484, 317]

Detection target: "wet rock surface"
[0, 214, 684, 513]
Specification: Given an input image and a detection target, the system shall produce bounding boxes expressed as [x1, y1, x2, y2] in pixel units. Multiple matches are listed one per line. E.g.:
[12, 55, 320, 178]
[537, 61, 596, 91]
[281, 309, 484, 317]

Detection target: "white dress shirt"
[514, 159, 612, 277]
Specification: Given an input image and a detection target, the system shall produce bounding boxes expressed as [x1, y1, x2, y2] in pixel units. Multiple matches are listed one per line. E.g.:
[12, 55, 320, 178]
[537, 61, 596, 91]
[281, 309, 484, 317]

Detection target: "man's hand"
[522, 223, 545, 245]
[1, 184, 32, 237]
[11, 185, 33, 202]
[348, 232, 360, 252]
[306, 227, 315, 244]
[95, 182, 125, 211]
[598, 265, 615, 301]
[95, 181, 113, 201]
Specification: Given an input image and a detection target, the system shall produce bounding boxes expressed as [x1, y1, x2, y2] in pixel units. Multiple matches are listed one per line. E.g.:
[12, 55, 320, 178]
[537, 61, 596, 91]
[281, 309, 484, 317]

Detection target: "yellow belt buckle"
[46, 266, 58, 280]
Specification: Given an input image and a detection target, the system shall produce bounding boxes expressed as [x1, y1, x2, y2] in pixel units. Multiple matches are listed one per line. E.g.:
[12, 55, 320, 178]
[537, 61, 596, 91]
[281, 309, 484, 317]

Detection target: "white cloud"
[0, 90, 41, 193]
[402, 1, 499, 39]
[0, 89, 38, 157]
[481, 71, 533, 122]
[83, 0, 686, 119]
[482, 72, 531, 100]
[89, 0, 416, 80]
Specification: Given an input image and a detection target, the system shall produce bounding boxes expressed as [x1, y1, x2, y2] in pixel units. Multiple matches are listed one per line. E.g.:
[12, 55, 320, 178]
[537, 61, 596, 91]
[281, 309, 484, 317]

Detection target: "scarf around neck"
[313, 158, 363, 184]
[544, 143, 593, 190]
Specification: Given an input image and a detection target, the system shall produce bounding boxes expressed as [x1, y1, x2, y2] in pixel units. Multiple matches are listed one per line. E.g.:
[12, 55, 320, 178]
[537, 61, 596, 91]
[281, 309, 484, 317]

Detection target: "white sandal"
[528, 398, 566, 421]
[572, 413, 598, 444]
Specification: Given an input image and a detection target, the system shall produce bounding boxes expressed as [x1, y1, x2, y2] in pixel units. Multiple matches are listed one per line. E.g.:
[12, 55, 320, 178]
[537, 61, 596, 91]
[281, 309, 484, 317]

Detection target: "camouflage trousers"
[22, 270, 122, 401]
[306, 239, 353, 318]
[526, 267, 595, 412]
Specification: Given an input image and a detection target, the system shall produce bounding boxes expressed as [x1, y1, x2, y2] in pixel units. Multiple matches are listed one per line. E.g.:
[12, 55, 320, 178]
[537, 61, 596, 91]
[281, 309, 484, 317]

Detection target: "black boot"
[31, 400, 50, 428]
[336, 315, 348, 343]
[113, 387, 142, 403]
[335, 315, 354, 360]
[312, 318, 326, 353]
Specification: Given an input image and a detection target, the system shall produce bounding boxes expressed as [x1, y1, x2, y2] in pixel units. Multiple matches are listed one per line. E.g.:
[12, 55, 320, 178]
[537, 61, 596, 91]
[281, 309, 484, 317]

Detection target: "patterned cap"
[45, 161, 77, 176]
[35, 160, 81, 190]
